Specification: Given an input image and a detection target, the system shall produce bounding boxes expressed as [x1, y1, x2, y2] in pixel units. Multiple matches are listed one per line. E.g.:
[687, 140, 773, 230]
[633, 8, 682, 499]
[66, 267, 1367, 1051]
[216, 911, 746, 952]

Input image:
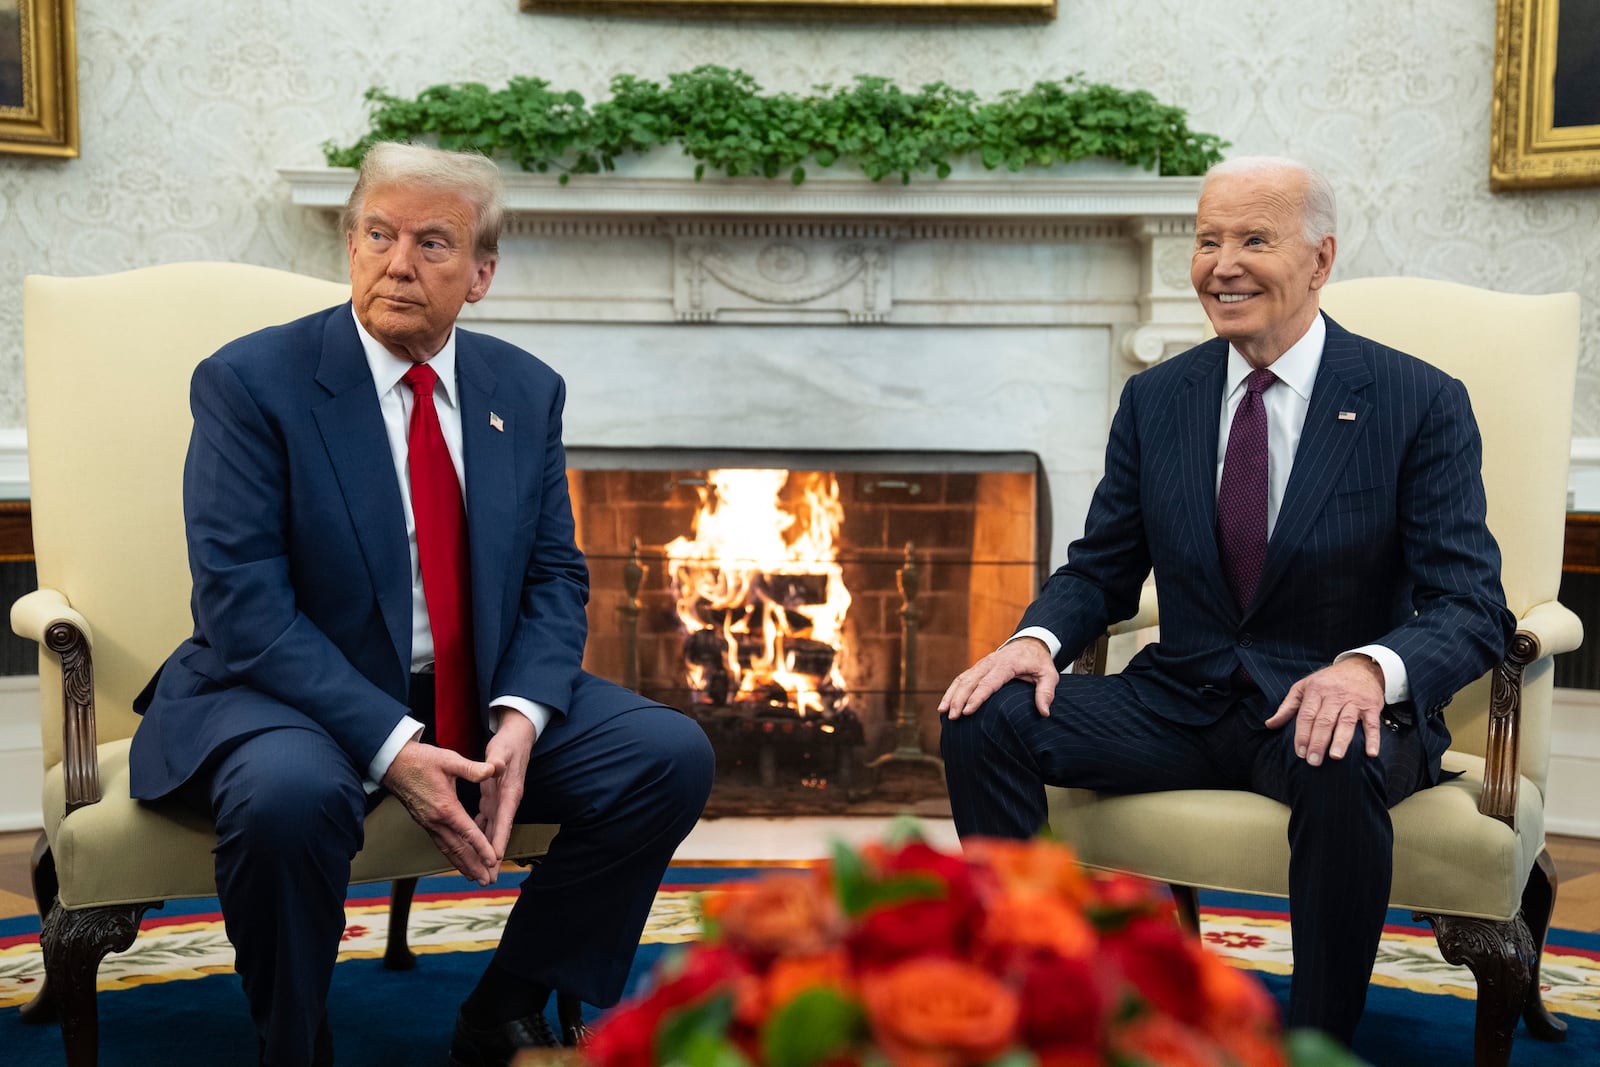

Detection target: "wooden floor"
[3, 827, 1600, 930]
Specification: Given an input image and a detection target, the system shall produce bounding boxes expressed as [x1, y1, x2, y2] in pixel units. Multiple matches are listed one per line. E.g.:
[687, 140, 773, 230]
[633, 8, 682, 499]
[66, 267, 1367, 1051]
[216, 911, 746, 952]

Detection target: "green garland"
[323, 66, 1227, 185]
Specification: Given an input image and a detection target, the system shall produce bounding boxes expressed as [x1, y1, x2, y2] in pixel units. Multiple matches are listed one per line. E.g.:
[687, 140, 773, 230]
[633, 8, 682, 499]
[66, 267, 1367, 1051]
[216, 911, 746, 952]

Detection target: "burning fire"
[664, 469, 852, 717]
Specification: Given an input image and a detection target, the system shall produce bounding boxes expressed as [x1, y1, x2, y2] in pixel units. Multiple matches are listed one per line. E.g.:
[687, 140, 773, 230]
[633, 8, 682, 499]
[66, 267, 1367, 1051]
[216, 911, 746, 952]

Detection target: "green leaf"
[1286, 1029, 1374, 1066]
[656, 992, 743, 1067]
[883, 815, 927, 848]
[760, 988, 865, 1067]
[829, 838, 946, 916]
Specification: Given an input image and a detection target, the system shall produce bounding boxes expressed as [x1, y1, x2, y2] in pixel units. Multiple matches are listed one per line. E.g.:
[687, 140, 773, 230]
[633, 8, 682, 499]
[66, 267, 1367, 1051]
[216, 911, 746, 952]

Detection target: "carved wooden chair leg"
[40, 899, 152, 1067]
[556, 991, 589, 1047]
[1168, 884, 1201, 937]
[1415, 910, 1534, 1067]
[18, 835, 60, 1024]
[383, 877, 420, 971]
[1518, 849, 1568, 1042]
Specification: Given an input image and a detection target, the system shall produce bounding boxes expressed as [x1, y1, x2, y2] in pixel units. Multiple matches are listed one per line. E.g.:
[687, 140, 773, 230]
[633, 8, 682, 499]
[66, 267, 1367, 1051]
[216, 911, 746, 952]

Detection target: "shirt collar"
[350, 305, 459, 409]
[1225, 311, 1326, 403]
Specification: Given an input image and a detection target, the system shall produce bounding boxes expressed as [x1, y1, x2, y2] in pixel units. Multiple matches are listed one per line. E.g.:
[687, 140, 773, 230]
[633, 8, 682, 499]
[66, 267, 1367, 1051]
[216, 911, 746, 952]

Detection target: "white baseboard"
[1548, 687, 1600, 839]
[0, 675, 43, 831]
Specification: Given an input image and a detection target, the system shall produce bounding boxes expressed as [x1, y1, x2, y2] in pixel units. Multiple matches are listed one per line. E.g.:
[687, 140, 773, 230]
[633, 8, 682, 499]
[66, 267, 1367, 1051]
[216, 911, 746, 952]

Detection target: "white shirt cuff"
[366, 716, 425, 794]
[492, 695, 552, 740]
[1007, 626, 1062, 660]
[1336, 645, 1410, 705]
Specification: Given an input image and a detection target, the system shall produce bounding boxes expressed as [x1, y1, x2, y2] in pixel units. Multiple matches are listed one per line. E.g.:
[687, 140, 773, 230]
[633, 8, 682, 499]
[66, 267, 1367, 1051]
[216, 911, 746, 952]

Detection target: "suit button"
[1238, 632, 1254, 647]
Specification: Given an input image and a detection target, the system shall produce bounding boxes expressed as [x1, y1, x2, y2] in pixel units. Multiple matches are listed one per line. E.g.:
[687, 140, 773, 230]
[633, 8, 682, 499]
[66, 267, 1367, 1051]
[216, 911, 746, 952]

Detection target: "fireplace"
[569, 450, 1040, 811]
[283, 163, 1206, 812]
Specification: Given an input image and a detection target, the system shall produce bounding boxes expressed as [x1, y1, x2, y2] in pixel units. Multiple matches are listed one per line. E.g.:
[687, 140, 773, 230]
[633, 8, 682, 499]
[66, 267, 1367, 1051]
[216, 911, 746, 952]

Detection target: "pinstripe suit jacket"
[1019, 313, 1514, 778]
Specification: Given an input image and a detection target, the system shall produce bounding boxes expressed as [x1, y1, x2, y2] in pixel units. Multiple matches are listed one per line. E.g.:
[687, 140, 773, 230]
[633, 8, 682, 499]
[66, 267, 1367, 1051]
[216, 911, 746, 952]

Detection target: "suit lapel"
[456, 334, 513, 687]
[311, 306, 413, 671]
[1174, 342, 1237, 613]
[1252, 316, 1373, 609]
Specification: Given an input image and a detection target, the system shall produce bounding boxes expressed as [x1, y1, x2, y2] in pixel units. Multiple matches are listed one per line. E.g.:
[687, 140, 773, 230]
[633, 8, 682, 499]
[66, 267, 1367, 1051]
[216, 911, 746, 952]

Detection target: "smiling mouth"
[1216, 293, 1256, 304]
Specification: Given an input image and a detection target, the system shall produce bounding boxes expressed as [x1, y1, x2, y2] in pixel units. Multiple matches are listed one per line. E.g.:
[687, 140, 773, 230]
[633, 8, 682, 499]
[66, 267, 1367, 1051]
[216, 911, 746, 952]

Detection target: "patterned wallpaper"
[1, 0, 1595, 433]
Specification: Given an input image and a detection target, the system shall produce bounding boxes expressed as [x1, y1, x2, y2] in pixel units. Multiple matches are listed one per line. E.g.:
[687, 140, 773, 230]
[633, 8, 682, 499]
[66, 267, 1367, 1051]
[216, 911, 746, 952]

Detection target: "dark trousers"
[180, 673, 714, 1067]
[939, 673, 1430, 1045]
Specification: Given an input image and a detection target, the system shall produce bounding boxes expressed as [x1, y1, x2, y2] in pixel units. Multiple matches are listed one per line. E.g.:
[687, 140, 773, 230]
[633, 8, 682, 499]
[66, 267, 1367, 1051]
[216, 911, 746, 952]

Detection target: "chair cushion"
[1047, 750, 1544, 921]
[43, 738, 558, 910]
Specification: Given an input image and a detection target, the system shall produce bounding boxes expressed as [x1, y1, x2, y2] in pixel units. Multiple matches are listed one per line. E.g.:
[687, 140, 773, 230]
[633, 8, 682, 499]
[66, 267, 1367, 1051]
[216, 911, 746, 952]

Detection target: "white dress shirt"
[353, 308, 551, 790]
[1014, 312, 1409, 704]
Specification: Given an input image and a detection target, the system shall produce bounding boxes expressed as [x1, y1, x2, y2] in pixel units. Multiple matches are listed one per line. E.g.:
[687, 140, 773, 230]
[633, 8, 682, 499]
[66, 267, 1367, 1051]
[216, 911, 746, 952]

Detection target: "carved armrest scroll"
[10, 588, 101, 813]
[1478, 600, 1582, 828]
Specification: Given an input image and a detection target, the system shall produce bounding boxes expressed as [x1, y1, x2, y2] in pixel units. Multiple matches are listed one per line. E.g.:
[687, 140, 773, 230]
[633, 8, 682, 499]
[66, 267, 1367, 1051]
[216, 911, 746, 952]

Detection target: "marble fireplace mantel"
[282, 164, 1209, 566]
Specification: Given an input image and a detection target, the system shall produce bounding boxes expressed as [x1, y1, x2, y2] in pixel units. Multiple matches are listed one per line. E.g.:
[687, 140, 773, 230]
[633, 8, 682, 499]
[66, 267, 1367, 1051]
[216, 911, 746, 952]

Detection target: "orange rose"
[1112, 1015, 1230, 1067]
[734, 949, 855, 1029]
[859, 958, 1020, 1067]
[1192, 951, 1286, 1067]
[977, 891, 1097, 967]
[1195, 948, 1280, 1036]
[963, 837, 1094, 906]
[708, 871, 845, 959]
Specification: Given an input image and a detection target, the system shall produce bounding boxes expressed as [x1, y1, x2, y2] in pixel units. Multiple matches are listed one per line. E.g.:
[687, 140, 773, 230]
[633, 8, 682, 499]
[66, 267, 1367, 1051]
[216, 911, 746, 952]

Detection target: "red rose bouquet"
[577, 829, 1363, 1067]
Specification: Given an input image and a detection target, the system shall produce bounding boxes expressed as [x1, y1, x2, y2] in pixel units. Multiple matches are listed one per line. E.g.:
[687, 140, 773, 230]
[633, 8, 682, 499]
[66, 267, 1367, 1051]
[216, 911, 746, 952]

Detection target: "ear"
[1308, 235, 1336, 291]
[465, 256, 497, 304]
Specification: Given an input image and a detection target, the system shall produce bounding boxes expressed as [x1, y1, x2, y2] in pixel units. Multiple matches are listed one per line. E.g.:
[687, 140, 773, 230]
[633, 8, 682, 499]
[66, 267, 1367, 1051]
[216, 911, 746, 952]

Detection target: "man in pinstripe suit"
[939, 156, 1513, 1044]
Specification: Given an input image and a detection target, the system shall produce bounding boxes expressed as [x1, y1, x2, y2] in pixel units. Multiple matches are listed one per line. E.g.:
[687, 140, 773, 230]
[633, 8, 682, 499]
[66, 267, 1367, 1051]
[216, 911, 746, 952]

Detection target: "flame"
[664, 469, 852, 717]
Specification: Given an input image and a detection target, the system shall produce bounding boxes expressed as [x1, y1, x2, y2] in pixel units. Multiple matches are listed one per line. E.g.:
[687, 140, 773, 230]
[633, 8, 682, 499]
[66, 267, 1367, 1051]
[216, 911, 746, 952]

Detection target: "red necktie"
[403, 363, 481, 757]
[1217, 368, 1278, 612]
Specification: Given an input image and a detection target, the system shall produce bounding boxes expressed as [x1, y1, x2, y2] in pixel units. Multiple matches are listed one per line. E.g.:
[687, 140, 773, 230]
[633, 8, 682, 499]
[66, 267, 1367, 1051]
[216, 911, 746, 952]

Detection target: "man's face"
[346, 183, 496, 364]
[1190, 169, 1335, 367]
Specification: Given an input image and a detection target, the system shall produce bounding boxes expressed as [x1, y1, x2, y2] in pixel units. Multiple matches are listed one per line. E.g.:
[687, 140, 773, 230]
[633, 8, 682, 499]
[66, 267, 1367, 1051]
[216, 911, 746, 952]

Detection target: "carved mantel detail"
[676, 238, 890, 323]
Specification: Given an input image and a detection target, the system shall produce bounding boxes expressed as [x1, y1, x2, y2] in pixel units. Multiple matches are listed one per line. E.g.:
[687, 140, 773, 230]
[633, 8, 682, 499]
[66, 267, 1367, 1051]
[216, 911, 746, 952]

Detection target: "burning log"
[781, 637, 835, 679]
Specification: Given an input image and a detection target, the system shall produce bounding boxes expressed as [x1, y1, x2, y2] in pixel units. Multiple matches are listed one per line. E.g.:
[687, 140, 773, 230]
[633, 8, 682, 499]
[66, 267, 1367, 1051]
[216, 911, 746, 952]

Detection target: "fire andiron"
[868, 542, 944, 782]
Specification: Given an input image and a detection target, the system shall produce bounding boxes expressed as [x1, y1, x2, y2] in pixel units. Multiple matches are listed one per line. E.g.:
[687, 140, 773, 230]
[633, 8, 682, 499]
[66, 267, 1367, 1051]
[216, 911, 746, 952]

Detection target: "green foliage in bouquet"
[321, 66, 1228, 186]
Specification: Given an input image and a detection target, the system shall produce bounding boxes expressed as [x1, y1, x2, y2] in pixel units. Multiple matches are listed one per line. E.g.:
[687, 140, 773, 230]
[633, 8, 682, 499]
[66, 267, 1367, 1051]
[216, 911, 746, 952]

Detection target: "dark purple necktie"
[1217, 368, 1278, 612]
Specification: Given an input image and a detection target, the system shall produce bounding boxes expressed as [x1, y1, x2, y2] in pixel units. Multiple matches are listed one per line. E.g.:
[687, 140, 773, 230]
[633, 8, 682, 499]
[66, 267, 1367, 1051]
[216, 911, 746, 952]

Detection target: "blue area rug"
[2, 868, 1596, 1066]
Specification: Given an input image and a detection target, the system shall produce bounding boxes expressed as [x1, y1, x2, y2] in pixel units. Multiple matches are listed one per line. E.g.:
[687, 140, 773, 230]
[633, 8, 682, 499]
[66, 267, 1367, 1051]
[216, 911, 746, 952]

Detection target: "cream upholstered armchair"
[1049, 277, 1582, 1067]
[14, 263, 564, 1066]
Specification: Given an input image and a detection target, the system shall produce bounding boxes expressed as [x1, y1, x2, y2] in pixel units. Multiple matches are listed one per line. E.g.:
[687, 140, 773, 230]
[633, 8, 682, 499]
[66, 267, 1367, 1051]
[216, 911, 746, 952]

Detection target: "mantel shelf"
[279, 165, 1203, 221]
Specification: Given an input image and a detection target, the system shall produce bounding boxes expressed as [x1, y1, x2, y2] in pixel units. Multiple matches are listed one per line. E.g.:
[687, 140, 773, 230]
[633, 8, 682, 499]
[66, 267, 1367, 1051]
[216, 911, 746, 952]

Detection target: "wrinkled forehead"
[1196, 172, 1307, 232]
[354, 181, 481, 232]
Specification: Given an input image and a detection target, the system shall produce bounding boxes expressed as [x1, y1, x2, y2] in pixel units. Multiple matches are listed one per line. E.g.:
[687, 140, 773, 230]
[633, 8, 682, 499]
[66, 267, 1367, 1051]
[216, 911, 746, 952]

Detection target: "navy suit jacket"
[1018, 314, 1514, 779]
[130, 303, 637, 800]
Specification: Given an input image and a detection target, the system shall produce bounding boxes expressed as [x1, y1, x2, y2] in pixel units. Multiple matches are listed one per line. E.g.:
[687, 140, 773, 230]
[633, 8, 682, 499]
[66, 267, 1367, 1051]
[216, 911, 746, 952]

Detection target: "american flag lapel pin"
[489, 411, 504, 432]
[1338, 410, 1357, 421]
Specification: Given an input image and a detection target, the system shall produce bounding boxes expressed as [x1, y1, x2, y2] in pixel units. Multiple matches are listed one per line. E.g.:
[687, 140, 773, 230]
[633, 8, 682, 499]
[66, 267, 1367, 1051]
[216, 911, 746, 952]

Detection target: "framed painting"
[519, 0, 1054, 21]
[0, 0, 77, 158]
[1491, 0, 1600, 190]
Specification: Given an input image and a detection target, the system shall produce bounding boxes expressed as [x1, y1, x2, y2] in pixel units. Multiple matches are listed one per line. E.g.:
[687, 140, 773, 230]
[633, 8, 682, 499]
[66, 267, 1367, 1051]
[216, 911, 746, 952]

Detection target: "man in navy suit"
[130, 143, 715, 1067]
[939, 156, 1513, 1044]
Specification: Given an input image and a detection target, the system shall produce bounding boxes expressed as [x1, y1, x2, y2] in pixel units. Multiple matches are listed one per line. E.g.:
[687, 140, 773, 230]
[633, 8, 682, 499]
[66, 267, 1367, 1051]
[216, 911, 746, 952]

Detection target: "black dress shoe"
[448, 1007, 560, 1067]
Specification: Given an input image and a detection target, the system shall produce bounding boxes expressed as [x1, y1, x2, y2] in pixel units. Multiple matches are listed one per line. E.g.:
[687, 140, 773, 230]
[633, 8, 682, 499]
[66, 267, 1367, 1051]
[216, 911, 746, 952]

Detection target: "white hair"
[1203, 155, 1337, 247]
[341, 141, 504, 261]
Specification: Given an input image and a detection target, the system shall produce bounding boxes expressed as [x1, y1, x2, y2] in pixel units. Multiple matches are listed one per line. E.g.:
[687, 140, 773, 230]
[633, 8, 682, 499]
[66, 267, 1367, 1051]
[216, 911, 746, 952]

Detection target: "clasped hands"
[939, 637, 1389, 765]
[381, 708, 535, 886]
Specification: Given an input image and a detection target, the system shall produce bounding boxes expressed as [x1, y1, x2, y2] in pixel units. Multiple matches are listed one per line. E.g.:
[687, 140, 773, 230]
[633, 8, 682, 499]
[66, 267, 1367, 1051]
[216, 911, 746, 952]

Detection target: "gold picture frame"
[519, 0, 1053, 21]
[1491, 0, 1600, 190]
[0, 0, 77, 158]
